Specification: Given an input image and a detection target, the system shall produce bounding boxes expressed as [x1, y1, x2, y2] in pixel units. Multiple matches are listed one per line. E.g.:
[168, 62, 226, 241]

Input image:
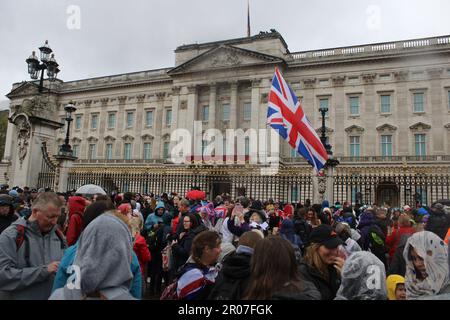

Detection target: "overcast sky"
[1, 0, 449, 108]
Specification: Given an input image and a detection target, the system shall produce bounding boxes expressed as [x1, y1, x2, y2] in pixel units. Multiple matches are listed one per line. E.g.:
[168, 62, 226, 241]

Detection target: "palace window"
[447, 90, 450, 111]
[243, 102, 251, 121]
[380, 95, 391, 114]
[413, 92, 425, 113]
[349, 96, 360, 116]
[143, 142, 152, 160]
[88, 144, 96, 159]
[108, 113, 116, 129]
[165, 109, 172, 126]
[72, 145, 79, 157]
[105, 144, 113, 160]
[244, 137, 250, 156]
[91, 114, 98, 130]
[202, 140, 208, 156]
[349, 136, 360, 157]
[163, 141, 170, 159]
[146, 110, 154, 127]
[320, 98, 329, 117]
[202, 105, 209, 122]
[380, 135, 392, 156]
[126, 112, 134, 128]
[75, 115, 82, 130]
[124, 143, 132, 160]
[414, 134, 426, 156]
[222, 104, 230, 121]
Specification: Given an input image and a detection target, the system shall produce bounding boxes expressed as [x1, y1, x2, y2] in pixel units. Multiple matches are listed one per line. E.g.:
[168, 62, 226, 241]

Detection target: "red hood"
[68, 196, 87, 217]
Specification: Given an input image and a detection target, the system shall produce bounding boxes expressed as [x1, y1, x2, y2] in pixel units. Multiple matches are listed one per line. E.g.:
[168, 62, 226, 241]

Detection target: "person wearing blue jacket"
[144, 201, 165, 231]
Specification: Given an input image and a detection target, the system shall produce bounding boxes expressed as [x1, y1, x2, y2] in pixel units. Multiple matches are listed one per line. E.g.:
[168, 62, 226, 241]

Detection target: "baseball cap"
[308, 225, 343, 249]
[403, 205, 411, 211]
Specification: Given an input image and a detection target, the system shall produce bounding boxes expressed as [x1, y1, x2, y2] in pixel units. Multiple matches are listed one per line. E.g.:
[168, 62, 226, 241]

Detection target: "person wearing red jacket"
[66, 196, 87, 246]
[130, 216, 151, 278]
[386, 213, 415, 261]
[283, 203, 294, 220]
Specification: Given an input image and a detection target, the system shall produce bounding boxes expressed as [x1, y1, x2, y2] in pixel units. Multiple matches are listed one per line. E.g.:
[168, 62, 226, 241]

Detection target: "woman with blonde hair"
[298, 225, 344, 300]
[129, 216, 151, 279]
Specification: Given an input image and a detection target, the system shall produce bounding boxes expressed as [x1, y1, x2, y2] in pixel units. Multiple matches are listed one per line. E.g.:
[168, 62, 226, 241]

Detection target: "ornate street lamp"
[59, 102, 77, 156]
[319, 105, 339, 167]
[25, 40, 60, 93]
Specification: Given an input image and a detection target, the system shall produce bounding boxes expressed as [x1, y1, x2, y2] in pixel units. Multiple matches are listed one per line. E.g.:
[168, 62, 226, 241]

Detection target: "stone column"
[312, 168, 322, 204]
[171, 86, 181, 130]
[115, 96, 127, 158]
[250, 79, 261, 131]
[394, 71, 409, 156]
[2, 119, 14, 161]
[54, 155, 76, 192]
[98, 98, 109, 158]
[209, 83, 217, 129]
[153, 92, 166, 159]
[325, 165, 335, 204]
[332, 78, 345, 156]
[135, 94, 146, 158]
[230, 81, 238, 129]
[81, 100, 92, 158]
[187, 86, 198, 159]
[427, 68, 444, 154]
[362, 74, 377, 156]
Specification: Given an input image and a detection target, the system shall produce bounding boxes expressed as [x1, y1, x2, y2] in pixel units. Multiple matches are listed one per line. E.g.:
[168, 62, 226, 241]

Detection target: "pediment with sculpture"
[168, 45, 284, 75]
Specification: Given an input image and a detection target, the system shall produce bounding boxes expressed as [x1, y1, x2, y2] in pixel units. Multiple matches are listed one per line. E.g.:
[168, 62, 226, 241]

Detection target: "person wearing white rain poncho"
[403, 231, 450, 300]
[334, 251, 387, 300]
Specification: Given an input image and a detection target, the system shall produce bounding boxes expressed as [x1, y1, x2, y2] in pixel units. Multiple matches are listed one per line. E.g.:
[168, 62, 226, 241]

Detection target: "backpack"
[146, 229, 159, 252]
[367, 225, 388, 256]
[161, 264, 209, 300]
[161, 244, 173, 272]
[160, 279, 179, 300]
[15, 224, 65, 267]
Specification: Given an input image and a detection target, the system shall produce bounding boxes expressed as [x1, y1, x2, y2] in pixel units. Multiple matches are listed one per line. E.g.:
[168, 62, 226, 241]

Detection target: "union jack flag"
[267, 68, 328, 173]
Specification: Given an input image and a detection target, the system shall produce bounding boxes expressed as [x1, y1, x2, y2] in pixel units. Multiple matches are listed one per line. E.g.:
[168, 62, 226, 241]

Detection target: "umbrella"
[75, 184, 106, 195]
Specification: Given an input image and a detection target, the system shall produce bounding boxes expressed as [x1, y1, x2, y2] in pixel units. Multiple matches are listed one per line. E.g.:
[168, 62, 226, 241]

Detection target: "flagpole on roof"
[247, 0, 251, 37]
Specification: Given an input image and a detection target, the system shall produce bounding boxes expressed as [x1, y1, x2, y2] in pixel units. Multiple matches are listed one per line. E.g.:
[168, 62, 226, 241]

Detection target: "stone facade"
[4, 31, 450, 205]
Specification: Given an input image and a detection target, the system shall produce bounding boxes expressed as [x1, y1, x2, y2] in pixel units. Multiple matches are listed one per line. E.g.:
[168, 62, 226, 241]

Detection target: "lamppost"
[316, 104, 340, 204]
[319, 105, 340, 167]
[59, 102, 77, 156]
[25, 40, 60, 93]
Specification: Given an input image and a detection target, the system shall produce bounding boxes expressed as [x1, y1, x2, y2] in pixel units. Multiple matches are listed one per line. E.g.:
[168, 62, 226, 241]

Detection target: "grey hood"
[50, 213, 135, 300]
[335, 251, 387, 300]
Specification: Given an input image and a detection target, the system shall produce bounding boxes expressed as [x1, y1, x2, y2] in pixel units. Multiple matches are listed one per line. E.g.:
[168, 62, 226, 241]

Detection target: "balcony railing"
[73, 155, 449, 165]
[283, 155, 447, 164]
[289, 35, 450, 62]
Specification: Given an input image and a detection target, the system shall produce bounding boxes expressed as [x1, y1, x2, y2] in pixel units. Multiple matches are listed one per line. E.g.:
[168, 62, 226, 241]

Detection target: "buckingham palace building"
[3, 30, 450, 206]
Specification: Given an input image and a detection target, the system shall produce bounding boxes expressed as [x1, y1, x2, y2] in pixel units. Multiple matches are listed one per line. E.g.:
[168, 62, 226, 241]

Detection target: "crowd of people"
[0, 183, 449, 300]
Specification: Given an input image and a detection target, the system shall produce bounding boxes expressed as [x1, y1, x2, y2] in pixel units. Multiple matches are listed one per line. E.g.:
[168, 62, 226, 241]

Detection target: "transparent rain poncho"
[403, 231, 449, 299]
[335, 251, 387, 300]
